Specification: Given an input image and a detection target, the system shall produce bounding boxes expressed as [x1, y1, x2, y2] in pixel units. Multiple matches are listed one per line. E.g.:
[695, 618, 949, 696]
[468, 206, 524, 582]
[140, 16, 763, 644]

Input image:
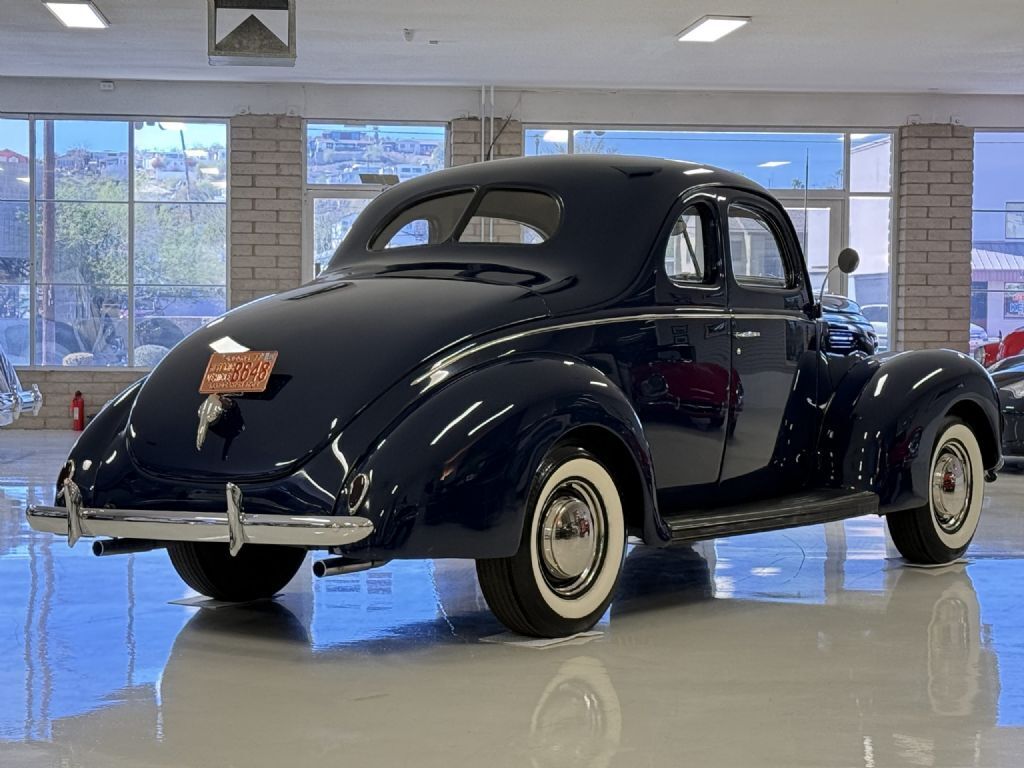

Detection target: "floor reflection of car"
[859, 302, 889, 351]
[821, 294, 877, 354]
[30, 546, 999, 768]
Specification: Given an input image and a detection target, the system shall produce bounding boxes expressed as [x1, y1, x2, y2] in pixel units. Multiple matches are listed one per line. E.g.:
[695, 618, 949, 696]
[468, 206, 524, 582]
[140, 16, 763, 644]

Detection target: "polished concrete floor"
[2, 431, 1024, 767]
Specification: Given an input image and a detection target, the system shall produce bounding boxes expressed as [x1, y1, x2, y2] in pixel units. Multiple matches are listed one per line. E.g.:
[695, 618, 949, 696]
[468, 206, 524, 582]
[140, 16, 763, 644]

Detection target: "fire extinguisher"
[71, 391, 85, 431]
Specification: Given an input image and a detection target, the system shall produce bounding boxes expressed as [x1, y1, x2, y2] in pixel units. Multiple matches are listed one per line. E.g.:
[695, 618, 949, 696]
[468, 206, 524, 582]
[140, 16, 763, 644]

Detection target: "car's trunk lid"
[126, 276, 547, 483]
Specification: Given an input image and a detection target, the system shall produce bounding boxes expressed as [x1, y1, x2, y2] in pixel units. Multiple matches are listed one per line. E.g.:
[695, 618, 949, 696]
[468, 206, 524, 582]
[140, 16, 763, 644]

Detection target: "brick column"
[447, 117, 523, 168]
[895, 124, 974, 352]
[228, 115, 303, 308]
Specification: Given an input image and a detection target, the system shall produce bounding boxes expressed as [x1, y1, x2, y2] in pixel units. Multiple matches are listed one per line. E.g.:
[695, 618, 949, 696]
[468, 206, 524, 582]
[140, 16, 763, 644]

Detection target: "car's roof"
[329, 154, 789, 313]
[388, 153, 769, 195]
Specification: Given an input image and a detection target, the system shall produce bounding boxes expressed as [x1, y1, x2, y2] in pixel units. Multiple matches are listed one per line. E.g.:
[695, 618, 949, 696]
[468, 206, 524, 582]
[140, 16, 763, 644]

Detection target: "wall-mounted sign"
[1004, 282, 1024, 317]
[208, 0, 296, 67]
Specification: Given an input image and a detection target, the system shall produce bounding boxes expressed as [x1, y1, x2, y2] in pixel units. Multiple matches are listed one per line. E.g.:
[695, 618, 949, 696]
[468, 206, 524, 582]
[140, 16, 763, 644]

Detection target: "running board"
[664, 490, 879, 544]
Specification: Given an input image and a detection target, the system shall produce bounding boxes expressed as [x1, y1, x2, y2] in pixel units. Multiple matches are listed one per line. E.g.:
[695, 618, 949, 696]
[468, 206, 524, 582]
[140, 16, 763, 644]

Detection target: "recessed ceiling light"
[758, 161, 790, 168]
[677, 15, 750, 43]
[43, 1, 108, 29]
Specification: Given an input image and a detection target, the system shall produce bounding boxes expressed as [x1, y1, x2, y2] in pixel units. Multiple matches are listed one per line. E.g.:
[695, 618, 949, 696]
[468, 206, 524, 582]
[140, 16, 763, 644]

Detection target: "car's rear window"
[369, 188, 561, 250]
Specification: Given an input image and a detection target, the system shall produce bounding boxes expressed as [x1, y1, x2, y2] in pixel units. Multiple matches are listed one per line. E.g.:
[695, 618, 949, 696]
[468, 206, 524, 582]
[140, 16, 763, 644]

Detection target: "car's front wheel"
[477, 444, 626, 637]
[167, 542, 307, 602]
[887, 417, 985, 564]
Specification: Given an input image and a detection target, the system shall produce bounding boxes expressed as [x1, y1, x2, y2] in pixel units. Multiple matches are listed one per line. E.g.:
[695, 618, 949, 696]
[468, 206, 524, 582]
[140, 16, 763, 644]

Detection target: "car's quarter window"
[369, 190, 475, 250]
[727, 205, 790, 288]
[458, 189, 561, 244]
[664, 205, 710, 283]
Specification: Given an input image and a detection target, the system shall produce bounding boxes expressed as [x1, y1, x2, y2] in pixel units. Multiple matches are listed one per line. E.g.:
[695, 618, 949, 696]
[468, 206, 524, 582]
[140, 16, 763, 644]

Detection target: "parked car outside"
[26, 156, 1002, 638]
[977, 325, 1024, 367]
[969, 323, 990, 354]
[990, 359, 1024, 466]
[821, 294, 877, 355]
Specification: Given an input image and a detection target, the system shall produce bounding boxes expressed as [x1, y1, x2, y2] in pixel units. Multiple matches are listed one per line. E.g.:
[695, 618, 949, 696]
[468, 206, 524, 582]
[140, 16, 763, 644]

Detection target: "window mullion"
[28, 118, 37, 366]
[127, 123, 135, 367]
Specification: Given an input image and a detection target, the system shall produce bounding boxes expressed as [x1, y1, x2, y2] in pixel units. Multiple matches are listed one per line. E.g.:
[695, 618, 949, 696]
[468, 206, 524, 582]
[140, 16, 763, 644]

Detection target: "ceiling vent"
[207, 0, 296, 67]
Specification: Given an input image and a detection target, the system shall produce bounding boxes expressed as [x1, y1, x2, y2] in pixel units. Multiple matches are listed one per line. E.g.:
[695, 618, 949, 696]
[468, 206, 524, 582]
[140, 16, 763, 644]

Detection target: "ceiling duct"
[207, 0, 296, 67]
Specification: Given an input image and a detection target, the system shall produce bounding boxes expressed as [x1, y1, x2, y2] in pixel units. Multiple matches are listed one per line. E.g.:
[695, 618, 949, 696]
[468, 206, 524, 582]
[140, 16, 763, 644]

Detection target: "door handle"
[734, 330, 761, 338]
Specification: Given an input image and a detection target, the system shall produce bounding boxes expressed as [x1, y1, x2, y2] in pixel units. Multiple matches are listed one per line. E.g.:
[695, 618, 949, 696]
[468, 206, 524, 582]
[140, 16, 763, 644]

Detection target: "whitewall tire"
[887, 417, 985, 564]
[477, 445, 626, 637]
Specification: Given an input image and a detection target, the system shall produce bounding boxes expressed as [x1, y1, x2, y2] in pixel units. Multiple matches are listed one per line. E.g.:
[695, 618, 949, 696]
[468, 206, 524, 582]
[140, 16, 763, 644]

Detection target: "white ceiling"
[2, 0, 1023, 94]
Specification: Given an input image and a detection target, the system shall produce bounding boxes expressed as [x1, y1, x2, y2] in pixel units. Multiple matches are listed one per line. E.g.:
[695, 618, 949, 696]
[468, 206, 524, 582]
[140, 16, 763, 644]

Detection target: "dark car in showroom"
[990, 359, 1024, 466]
[27, 155, 1002, 638]
[821, 294, 877, 355]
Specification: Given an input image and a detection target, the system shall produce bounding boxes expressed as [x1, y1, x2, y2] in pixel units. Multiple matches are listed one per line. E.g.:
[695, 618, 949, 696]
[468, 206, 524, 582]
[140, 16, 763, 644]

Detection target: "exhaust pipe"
[313, 557, 389, 578]
[92, 538, 166, 557]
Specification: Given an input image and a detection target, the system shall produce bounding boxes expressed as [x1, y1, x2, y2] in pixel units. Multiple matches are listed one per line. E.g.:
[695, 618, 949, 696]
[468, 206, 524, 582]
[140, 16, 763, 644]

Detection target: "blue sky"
[0, 118, 226, 156]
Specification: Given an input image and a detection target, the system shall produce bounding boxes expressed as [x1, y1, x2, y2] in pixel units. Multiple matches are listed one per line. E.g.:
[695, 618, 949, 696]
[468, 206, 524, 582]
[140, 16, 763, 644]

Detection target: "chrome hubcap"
[932, 440, 972, 534]
[539, 479, 606, 597]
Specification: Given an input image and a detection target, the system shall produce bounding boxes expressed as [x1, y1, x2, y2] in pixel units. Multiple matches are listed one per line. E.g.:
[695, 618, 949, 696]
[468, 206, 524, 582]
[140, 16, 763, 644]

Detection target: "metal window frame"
[301, 119, 449, 281]
[0, 113, 230, 371]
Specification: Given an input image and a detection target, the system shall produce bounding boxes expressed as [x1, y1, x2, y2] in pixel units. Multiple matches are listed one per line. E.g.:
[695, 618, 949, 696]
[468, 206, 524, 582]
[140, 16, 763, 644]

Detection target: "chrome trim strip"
[413, 310, 809, 386]
[27, 502, 374, 550]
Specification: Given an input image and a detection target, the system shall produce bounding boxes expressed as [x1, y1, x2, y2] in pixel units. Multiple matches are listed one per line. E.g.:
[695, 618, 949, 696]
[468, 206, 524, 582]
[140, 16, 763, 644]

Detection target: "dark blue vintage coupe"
[28, 156, 1001, 637]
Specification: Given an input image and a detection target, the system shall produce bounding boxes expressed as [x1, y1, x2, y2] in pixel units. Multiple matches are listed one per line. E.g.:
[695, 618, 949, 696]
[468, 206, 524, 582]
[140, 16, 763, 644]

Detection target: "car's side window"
[727, 205, 790, 288]
[664, 205, 711, 283]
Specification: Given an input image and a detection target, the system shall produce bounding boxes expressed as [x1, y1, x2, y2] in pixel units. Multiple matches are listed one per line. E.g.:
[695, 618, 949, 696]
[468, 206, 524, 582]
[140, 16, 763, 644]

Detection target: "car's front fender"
[341, 354, 659, 560]
[818, 350, 1001, 512]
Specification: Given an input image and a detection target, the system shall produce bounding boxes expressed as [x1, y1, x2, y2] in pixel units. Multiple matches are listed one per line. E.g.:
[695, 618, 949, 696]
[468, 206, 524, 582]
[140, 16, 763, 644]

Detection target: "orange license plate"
[199, 351, 279, 394]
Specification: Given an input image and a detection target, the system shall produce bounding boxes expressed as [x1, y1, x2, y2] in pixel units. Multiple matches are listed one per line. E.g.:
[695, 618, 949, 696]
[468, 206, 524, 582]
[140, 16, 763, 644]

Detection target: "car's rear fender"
[59, 377, 146, 502]
[340, 354, 661, 560]
[817, 350, 1001, 512]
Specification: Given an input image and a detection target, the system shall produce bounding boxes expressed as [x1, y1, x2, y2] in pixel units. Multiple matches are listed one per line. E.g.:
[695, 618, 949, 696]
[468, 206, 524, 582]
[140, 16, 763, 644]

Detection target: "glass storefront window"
[527, 125, 894, 349]
[0, 118, 227, 367]
[972, 132, 1024, 350]
[528, 129, 846, 190]
[306, 123, 445, 185]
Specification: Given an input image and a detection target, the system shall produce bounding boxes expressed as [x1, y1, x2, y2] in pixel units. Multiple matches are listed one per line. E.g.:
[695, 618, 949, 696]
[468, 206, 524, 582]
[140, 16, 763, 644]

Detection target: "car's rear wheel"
[476, 444, 626, 638]
[167, 542, 306, 602]
[887, 417, 984, 564]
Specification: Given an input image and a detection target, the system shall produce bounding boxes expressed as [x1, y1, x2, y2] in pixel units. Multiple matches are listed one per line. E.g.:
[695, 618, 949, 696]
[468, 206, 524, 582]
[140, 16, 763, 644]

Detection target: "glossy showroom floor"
[3, 433, 1024, 767]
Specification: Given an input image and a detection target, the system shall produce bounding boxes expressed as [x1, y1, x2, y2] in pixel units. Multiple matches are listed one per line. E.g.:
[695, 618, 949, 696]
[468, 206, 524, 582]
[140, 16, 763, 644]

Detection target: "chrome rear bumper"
[26, 479, 373, 555]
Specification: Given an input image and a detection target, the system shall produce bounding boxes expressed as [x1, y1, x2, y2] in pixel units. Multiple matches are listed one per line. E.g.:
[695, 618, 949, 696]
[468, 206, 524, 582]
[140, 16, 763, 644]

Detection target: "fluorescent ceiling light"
[677, 15, 749, 43]
[758, 160, 790, 168]
[44, 2, 109, 29]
